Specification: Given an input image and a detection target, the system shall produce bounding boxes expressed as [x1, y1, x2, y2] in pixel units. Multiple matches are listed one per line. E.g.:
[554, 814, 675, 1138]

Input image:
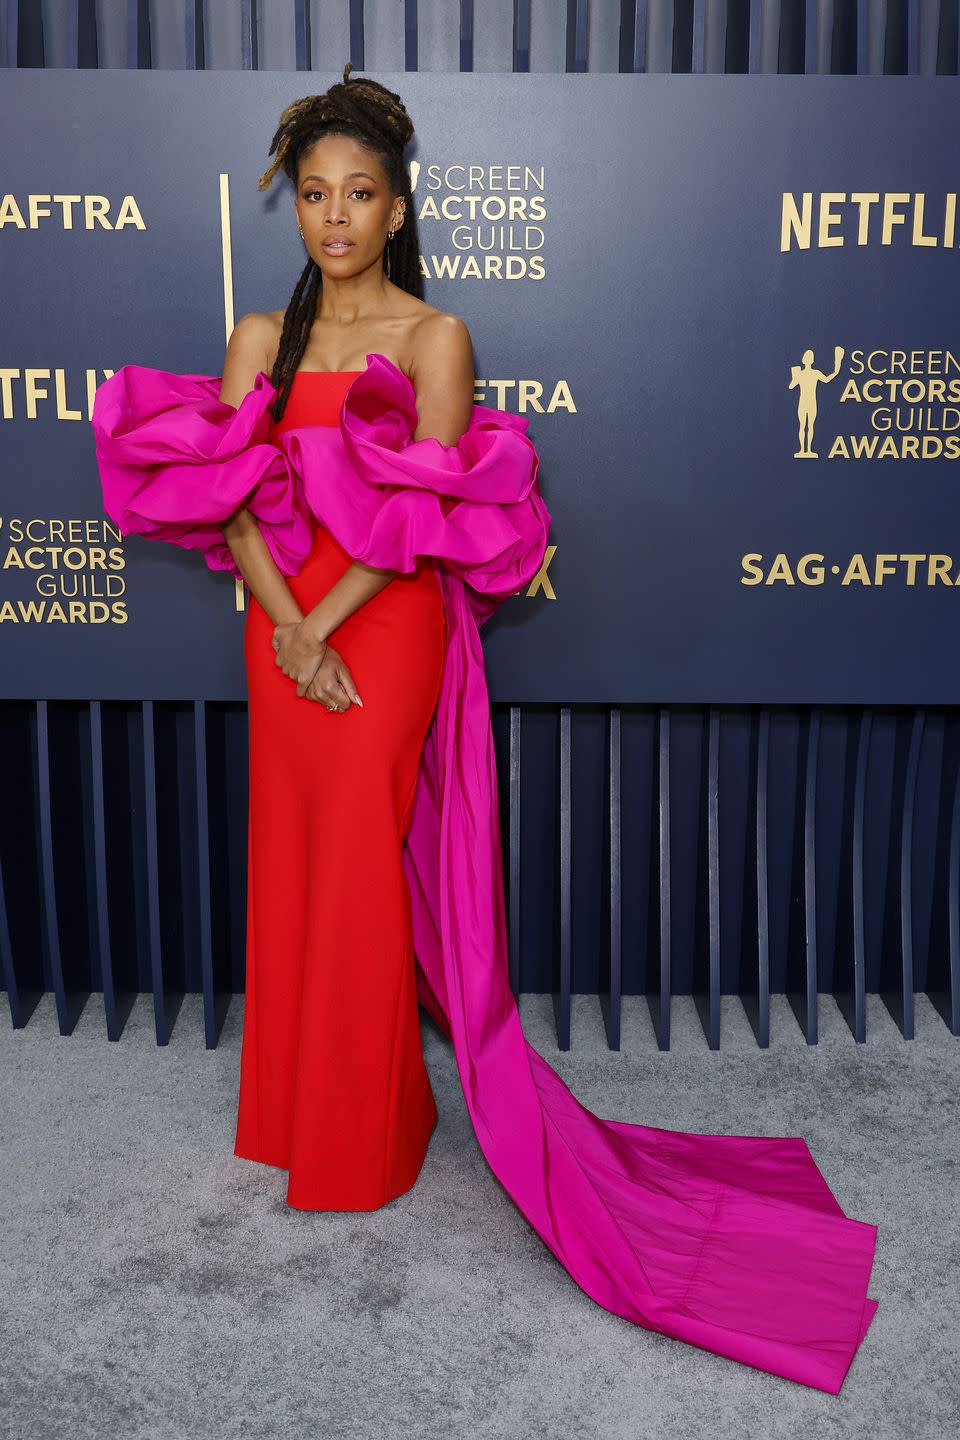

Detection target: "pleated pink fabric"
[92, 352, 879, 1393]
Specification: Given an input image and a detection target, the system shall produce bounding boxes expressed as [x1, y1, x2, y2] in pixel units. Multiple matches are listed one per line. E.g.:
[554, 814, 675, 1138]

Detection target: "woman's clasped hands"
[271, 621, 364, 714]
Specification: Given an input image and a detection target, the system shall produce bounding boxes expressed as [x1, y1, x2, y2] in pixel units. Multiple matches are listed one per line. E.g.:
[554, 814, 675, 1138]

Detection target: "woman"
[92, 65, 878, 1394]
[220, 73, 469, 1212]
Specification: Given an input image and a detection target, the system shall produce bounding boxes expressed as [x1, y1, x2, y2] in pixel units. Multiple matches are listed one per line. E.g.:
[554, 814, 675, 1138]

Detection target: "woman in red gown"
[216, 68, 465, 1208]
[92, 65, 879, 1394]
[235, 369, 446, 1209]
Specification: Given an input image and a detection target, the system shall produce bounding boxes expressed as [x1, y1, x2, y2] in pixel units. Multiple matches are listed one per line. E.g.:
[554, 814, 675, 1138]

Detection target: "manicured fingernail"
[355, 695, 363, 707]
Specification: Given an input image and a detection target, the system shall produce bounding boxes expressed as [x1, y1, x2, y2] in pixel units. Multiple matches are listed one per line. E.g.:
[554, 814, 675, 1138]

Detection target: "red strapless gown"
[233, 369, 447, 1210]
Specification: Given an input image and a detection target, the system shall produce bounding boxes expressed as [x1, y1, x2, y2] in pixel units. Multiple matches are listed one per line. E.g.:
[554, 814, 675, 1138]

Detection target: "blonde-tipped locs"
[258, 60, 415, 192]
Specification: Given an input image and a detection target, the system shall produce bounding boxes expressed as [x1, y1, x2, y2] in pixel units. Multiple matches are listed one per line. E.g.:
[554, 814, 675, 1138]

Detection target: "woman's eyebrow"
[301, 171, 377, 183]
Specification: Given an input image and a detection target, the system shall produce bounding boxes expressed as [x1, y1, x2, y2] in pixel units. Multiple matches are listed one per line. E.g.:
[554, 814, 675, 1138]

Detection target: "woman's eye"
[303, 189, 371, 201]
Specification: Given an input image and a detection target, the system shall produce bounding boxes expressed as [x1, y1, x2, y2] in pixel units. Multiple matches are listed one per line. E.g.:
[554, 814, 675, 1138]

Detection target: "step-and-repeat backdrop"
[1, 71, 958, 702]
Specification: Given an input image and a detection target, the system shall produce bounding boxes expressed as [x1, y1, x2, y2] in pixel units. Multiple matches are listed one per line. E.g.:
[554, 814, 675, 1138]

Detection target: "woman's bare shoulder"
[230, 310, 277, 354]
[407, 309, 474, 384]
[219, 312, 276, 407]
[410, 307, 473, 345]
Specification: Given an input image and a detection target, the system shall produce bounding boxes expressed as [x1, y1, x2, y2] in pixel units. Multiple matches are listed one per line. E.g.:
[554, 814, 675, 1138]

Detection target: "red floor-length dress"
[233, 368, 447, 1210]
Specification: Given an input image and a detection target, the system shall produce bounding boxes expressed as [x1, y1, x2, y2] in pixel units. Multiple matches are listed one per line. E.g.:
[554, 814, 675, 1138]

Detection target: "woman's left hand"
[272, 621, 327, 691]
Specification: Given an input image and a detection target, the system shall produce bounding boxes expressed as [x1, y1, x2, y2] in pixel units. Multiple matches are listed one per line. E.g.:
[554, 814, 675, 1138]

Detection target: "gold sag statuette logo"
[788, 346, 843, 458]
[785, 347, 960, 461]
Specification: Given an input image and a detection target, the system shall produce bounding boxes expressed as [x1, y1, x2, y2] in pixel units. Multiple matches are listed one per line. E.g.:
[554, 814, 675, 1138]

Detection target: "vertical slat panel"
[836, 710, 871, 1042]
[692, 706, 717, 1045]
[0, 852, 20, 1022]
[142, 701, 164, 1040]
[184, 0, 203, 69]
[704, 0, 729, 71]
[816, 0, 835, 74]
[851, 709, 871, 1041]
[125, 0, 151, 69]
[90, 701, 118, 1038]
[553, 705, 572, 1049]
[4, 0, 18, 68]
[566, 0, 588, 71]
[195, 700, 225, 1048]
[599, 705, 622, 1050]
[804, 0, 817, 72]
[748, 0, 763, 72]
[0, 702, 43, 1025]
[885, 0, 908, 73]
[945, 754, 960, 1032]
[142, 700, 187, 1044]
[241, 0, 258, 69]
[626, 0, 648, 72]
[404, 0, 418, 69]
[514, 0, 531, 71]
[66, 0, 80, 65]
[741, 709, 764, 1043]
[692, 0, 706, 72]
[508, 704, 521, 998]
[660, 705, 672, 1049]
[706, 706, 721, 1045]
[37, 702, 89, 1033]
[878, 710, 923, 1038]
[786, 708, 819, 1043]
[803, 707, 820, 1041]
[293, 0, 311, 69]
[928, 0, 947, 75]
[647, 707, 671, 1050]
[898, 710, 924, 1039]
[926, 708, 960, 1034]
[348, 0, 364, 68]
[459, 0, 473, 70]
[906, 0, 920, 73]
[751, 708, 772, 1046]
[645, 0, 676, 71]
[857, 0, 870, 72]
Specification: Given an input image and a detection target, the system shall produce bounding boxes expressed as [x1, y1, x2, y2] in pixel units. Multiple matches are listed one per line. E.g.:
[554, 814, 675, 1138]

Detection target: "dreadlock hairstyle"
[258, 61, 422, 423]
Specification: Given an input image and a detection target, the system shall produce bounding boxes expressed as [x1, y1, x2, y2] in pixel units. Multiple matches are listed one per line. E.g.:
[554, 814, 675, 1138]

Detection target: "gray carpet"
[1, 990, 957, 1440]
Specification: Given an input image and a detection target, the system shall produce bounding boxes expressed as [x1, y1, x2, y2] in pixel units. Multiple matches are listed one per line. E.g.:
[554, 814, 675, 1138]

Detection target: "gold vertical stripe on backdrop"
[218, 171, 245, 613]
[219, 171, 235, 342]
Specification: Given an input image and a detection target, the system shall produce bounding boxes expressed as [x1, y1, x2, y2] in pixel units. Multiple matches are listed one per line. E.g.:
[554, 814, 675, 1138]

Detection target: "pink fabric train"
[91, 352, 879, 1393]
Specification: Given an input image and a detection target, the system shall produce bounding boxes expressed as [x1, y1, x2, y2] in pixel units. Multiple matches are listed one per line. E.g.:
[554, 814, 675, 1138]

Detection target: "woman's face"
[294, 134, 403, 273]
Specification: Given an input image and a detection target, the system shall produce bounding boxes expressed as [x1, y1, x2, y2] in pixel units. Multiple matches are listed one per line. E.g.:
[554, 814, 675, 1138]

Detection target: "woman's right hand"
[303, 645, 364, 713]
[273, 620, 326, 692]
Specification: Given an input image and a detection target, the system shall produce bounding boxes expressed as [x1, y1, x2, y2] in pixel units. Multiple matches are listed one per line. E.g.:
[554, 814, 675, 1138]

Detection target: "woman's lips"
[322, 240, 354, 254]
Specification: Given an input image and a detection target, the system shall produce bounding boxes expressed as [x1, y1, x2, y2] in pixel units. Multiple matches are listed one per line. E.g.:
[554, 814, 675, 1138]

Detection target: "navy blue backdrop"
[3, 70, 959, 702]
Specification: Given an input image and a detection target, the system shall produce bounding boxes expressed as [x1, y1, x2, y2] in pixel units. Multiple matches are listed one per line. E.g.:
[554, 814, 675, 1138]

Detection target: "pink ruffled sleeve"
[91, 366, 314, 578]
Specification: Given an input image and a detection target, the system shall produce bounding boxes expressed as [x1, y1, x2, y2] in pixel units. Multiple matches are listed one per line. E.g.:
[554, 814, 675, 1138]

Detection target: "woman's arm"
[296, 313, 476, 647]
[218, 313, 305, 627]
